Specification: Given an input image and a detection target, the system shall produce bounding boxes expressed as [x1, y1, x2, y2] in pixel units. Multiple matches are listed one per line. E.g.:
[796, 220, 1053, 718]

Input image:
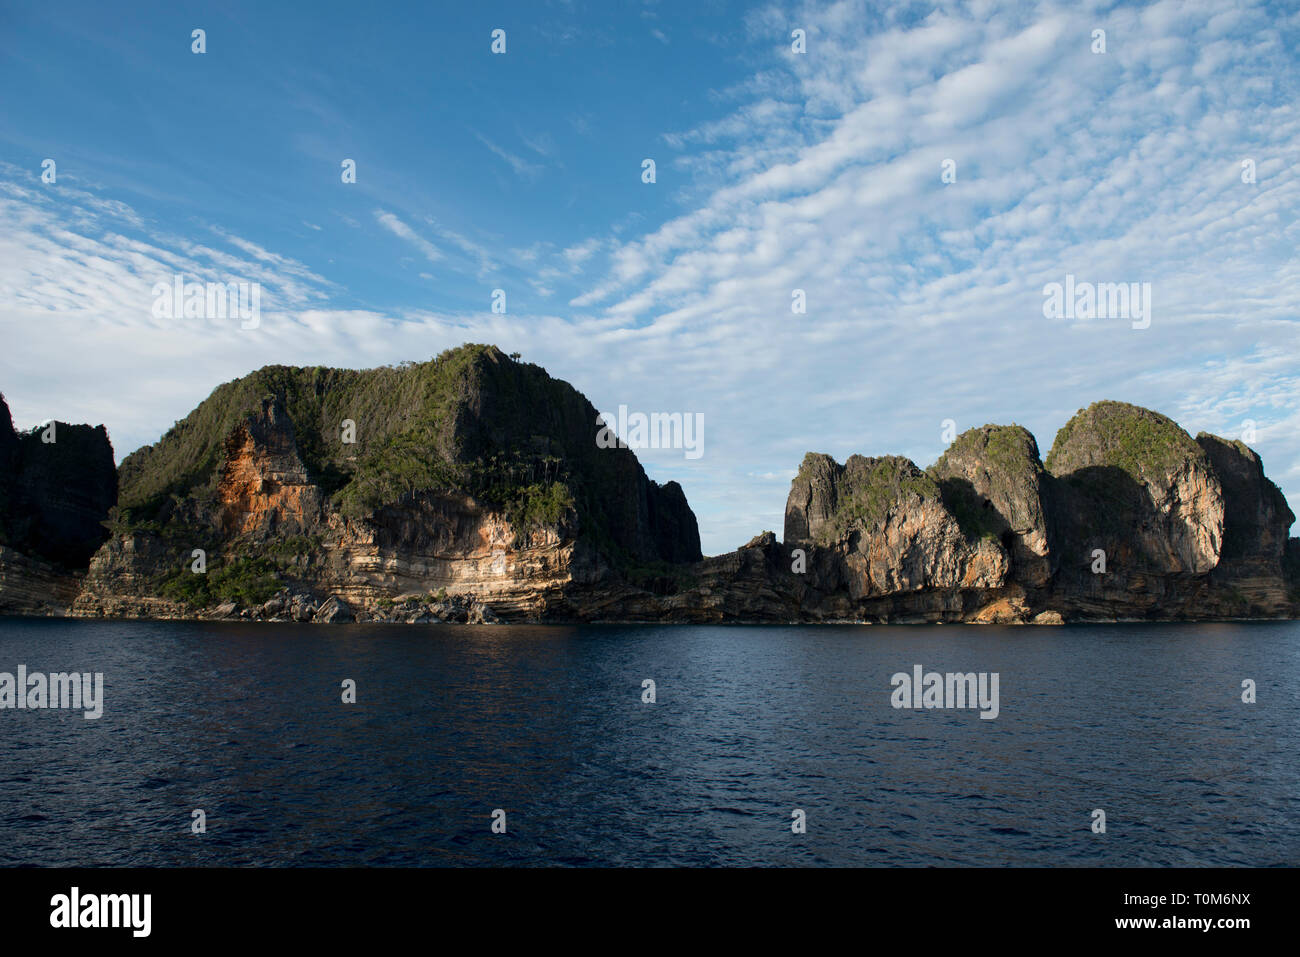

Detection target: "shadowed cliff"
[1, 354, 1295, 624]
[0, 394, 117, 568]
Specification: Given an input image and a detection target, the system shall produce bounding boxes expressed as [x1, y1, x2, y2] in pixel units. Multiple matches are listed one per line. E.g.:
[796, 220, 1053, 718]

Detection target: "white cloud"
[374, 211, 442, 265]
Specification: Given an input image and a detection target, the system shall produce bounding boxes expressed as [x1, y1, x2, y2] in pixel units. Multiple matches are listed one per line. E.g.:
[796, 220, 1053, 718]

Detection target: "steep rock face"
[0, 393, 117, 569]
[1196, 435, 1293, 563]
[0, 397, 23, 558]
[1287, 539, 1300, 602]
[446, 345, 700, 565]
[73, 487, 577, 622]
[566, 527, 1025, 625]
[1045, 401, 1223, 578]
[783, 453, 1009, 608]
[0, 545, 81, 615]
[69, 346, 699, 620]
[783, 453, 841, 543]
[70, 531, 190, 620]
[1196, 434, 1295, 615]
[929, 425, 1053, 588]
[645, 480, 700, 564]
[315, 492, 577, 618]
[8, 353, 1297, 625]
[217, 397, 323, 538]
[0, 397, 18, 496]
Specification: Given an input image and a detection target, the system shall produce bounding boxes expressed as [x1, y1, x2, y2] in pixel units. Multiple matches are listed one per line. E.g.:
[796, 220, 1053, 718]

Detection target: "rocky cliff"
[570, 401, 1297, 624]
[783, 452, 1009, 603]
[1041, 402, 1266, 619]
[0, 395, 117, 614]
[66, 345, 699, 622]
[929, 425, 1053, 588]
[2, 352, 1296, 624]
[1196, 433, 1296, 614]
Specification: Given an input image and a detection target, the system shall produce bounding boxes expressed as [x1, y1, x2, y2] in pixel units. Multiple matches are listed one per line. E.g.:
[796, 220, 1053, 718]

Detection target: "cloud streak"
[374, 211, 443, 265]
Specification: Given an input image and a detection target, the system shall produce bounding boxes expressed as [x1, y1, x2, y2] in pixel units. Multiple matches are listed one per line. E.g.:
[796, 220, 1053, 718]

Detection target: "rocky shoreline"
[2, 346, 1297, 626]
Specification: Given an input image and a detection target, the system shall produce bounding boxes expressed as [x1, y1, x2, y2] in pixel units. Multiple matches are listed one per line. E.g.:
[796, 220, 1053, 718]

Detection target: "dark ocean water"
[0, 617, 1296, 867]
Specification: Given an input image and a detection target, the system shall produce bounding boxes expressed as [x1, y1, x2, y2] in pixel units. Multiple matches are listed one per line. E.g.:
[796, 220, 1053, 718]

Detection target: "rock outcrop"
[2, 351, 1296, 624]
[1196, 433, 1296, 615]
[0, 545, 82, 615]
[929, 425, 1053, 589]
[0, 395, 117, 614]
[0, 394, 117, 569]
[65, 346, 698, 622]
[1047, 401, 1223, 575]
[1043, 402, 1228, 619]
[217, 397, 324, 539]
[580, 401, 1295, 624]
[784, 453, 1009, 601]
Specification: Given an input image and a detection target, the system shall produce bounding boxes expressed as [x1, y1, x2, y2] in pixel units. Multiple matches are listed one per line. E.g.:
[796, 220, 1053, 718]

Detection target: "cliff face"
[784, 453, 1008, 599]
[443, 345, 700, 566]
[217, 397, 324, 539]
[0, 394, 118, 568]
[584, 401, 1296, 624]
[68, 345, 699, 622]
[740, 400, 1292, 624]
[0, 395, 117, 614]
[3, 352, 1296, 624]
[1046, 402, 1224, 577]
[1040, 402, 1240, 619]
[929, 425, 1053, 589]
[0, 546, 83, 615]
[1196, 434, 1296, 615]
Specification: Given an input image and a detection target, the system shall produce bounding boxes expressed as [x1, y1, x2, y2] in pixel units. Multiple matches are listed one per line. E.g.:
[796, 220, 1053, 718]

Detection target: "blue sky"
[2, 0, 1299, 554]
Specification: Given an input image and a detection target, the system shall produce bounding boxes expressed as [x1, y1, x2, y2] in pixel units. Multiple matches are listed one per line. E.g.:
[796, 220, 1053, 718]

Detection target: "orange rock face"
[217, 398, 322, 539]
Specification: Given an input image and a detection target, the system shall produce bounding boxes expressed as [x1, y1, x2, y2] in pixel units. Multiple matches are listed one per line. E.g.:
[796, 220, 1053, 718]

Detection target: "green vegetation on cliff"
[117, 345, 491, 521]
[933, 480, 1002, 542]
[1045, 400, 1204, 482]
[113, 344, 700, 568]
[158, 555, 284, 608]
[935, 424, 1041, 480]
[826, 455, 940, 540]
[929, 424, 1043, 544]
